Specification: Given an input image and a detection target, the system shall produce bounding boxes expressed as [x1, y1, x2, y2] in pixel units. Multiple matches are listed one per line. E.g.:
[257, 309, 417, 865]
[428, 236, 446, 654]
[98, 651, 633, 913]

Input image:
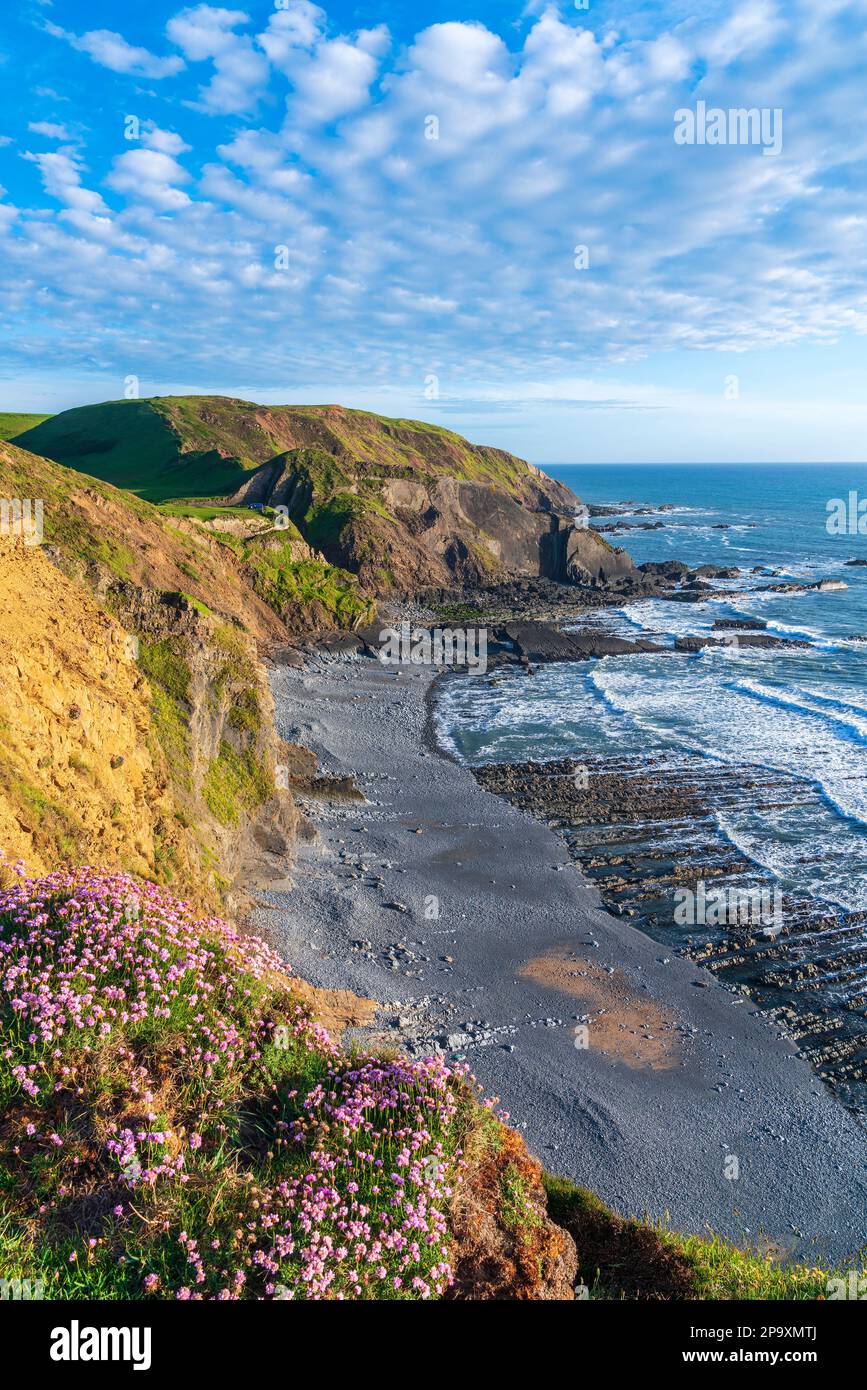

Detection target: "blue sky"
[1, 0, 866, 461]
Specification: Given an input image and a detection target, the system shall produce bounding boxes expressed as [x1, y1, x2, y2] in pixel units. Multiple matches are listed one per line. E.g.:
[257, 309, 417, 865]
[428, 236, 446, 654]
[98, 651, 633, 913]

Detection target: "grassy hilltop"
[15, 396, 557, 504]
[15, 395, 606, 594]
[0, 412, 51, 440]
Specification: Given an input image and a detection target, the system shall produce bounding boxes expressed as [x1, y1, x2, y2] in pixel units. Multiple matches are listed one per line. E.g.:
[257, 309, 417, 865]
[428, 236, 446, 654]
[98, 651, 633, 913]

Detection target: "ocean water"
[436, 463, 867, 913]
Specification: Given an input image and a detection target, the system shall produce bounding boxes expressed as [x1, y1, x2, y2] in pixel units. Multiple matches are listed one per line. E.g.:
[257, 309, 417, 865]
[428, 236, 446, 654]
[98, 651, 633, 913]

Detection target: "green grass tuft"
[242, 539, 373, 629]
[202, 740, 271, 826]
[542, 1172, 864, 1301]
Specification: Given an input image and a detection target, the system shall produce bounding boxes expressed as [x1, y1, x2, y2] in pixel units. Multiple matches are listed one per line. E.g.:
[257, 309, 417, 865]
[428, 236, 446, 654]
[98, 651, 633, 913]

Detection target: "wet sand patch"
[520, 946, 682, 1071]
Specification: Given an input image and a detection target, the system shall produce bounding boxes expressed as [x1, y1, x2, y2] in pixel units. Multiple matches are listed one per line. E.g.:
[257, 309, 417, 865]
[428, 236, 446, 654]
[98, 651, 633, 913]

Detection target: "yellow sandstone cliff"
[0, 542, 177, 880]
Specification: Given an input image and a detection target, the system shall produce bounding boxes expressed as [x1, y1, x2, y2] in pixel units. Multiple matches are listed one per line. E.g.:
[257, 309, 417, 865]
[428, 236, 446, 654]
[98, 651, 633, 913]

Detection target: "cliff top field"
[0, 413, 51, 441]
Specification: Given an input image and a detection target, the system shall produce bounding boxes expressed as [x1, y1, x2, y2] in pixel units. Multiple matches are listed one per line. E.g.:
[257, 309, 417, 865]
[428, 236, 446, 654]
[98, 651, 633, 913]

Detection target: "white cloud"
[166, 5, 269, 114]
[259, 2, 326, 62]
[702, 0, 783, 68]
[141, 123, 191, 156]
[166, 4, 248, 60]
[520, 10, 605, 115]
[217, 127, 308, 194]
[392, 286, 458, 314]
[44, 22, 185, 78]
[24, 150, 109, 216]
[199, 161, 293, 221]
[107, 149, 191, 210]
[277, 29, 389, 124]
[28, 121, 72, 141]
[407, 21, 510, 88]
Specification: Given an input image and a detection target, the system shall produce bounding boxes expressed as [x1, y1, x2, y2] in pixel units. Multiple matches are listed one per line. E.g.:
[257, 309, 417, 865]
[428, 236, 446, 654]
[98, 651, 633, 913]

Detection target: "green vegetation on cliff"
[0, 438, 371, 636]
[16, 395, 568, 510]
[241, 533, 374, 629]
[202, 740, 272, 827]
[0, 412, 51, 440]
[16, 399, 254, 502]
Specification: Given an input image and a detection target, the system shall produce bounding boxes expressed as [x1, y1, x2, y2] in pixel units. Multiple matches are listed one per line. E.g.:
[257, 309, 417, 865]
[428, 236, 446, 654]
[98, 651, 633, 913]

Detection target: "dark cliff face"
[222, 419, 609, 593]
[231, 451, 636, 594]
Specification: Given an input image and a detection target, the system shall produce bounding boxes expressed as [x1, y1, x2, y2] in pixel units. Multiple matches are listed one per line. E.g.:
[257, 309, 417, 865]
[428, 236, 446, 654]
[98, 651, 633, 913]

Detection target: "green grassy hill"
[0, 438, 372, 638]
[0, 411, 51, 440]
[16, 395, 586, 594]
[16, 395, 571, 505]
[16, 399, 254, 502]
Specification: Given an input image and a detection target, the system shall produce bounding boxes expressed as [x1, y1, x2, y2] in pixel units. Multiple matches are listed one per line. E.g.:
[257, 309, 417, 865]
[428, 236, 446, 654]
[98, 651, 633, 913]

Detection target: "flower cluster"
[246, 1055, 462, 1300]
[105, 1128, 187, 1188]
[0, 866, 304, 1072]
[0, 864, 466, 1300]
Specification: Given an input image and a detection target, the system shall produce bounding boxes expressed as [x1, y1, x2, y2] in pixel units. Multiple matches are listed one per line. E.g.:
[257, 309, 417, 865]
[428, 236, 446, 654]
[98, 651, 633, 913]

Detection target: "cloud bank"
[1, 0, 865, 455]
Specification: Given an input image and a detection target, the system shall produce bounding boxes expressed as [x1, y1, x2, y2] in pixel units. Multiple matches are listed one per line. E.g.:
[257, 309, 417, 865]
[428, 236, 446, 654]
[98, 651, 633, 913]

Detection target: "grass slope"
[0, 413, 51, 441]
[0, 439, 282, 639]
[0, 440, 369, 635]
[16, 395, 558, 506]
[17, 400, 252, 503]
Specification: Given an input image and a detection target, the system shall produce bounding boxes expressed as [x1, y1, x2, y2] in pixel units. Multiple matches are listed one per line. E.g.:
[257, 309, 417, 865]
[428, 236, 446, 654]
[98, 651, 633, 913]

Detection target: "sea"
[436, 463, 867, 917]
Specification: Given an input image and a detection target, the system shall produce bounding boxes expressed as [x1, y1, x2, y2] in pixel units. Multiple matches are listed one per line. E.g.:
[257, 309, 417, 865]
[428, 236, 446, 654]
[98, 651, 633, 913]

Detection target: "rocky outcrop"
[561, 523, 638, 585]
[249, 468, 640, 595]
[499, 621, 665, 664]
[233, 435, 627, 595]
[674, 633, 809, 652]
[447, 1121, 578, 1300]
